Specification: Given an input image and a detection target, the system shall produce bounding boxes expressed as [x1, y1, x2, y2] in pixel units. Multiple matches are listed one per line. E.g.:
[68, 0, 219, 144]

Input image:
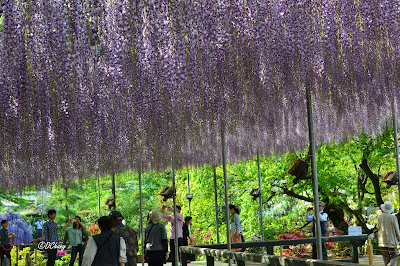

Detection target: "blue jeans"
[70, 244, 84, 266]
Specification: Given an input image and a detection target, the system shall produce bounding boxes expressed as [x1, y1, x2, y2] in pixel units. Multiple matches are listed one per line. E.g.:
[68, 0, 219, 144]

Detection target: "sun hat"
[380, 201, 394, 214]
[319, 201, 325, 207]
[148, 209, 163, 224]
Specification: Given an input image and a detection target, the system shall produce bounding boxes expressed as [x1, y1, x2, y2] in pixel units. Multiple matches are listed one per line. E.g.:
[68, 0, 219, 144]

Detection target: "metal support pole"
[306, 86, 322, 260]
[187, 166, 192, 217]
[186, 166, 192, 233]
[257, 149, 265, 254]
[392, 100, 400, 205]
[213, 164, 220, 244]
[221, 124, 231, 266]
[97, 175, 101, 218]
[171, 151, 179, 266]
[111, 172, 116, 210]
[138, 158, 144, 266]
[41, 188, 44, 221]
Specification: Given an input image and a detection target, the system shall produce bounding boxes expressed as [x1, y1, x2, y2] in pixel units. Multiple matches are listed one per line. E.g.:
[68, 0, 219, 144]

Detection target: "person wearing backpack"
[144, 210, 168, 266]
[82, 216, 127, 266]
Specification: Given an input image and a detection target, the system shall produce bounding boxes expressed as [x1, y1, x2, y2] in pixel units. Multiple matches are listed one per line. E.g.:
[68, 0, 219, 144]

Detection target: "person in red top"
[162, 205, 183, 266]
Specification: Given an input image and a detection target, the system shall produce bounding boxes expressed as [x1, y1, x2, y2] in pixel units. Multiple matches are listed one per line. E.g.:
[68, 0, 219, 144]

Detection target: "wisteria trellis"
[0, 0, 399, 189]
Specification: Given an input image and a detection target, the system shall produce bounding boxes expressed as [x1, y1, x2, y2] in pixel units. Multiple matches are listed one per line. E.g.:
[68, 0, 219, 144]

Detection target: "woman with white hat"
[377, 201, 400, 266]
[144, 210, 169, 266]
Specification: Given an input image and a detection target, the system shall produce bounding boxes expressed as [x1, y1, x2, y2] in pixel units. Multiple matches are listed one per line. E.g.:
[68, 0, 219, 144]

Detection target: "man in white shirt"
[306, 201, 328, 260]
[34, 218, 43, 238]
[377, 201, 400, 266]
[82, 216, 127, 266]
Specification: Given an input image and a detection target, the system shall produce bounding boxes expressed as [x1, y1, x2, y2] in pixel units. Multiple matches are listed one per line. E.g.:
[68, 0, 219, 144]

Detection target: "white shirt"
[306, 211, 328, 222]
[82, 236, 127, 266]
[34, 221, 43, 230]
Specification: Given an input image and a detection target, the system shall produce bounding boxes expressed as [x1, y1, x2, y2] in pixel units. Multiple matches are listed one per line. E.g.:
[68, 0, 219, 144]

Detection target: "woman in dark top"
[144, 210, 168, 266]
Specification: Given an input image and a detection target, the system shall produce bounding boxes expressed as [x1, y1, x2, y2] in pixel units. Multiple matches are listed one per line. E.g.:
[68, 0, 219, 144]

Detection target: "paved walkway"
[140, 256, 385, 265]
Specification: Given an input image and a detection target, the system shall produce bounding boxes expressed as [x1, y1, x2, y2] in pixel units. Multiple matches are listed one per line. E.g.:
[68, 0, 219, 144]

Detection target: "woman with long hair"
[63, 216, 87, 266]
[229, 204, 243, 251]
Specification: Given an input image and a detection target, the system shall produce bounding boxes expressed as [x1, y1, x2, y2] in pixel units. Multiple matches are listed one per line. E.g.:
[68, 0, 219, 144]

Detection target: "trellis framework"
[0, 0, 399, 189]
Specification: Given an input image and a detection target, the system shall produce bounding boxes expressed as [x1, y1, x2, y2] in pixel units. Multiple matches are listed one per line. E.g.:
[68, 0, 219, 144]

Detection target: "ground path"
[141, 255, 384, 266]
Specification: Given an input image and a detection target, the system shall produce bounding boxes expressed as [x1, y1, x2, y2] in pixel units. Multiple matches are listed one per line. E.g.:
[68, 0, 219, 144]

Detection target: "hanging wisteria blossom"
[0, 210, 33, 245]
[0, 0, 399, 189]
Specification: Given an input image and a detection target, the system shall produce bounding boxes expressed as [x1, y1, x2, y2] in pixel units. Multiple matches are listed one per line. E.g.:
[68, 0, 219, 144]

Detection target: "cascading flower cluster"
[0, 209, 33, 245]
[0, 0, 399, 189]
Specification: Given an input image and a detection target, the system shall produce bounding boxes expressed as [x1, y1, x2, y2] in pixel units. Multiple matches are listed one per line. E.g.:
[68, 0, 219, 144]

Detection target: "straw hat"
[148, 209, 163, 224]
[380, 201, 394, 214]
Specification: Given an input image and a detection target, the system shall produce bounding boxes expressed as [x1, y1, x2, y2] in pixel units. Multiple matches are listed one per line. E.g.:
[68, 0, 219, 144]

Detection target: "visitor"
[229, 205, 243, 251]
[305, 201, 328, 260]
[162, 205, 183, 266]
[0, 220, 15, 266]
[26, 220, 34, 236]
[63, 216, 87, 266]
[377, 201, 400, 266]
[110, 211, 139, 266]
[34, 217, 44, 238]
[43, 209, 59, 266]
[182, 216, 195, 262]
[82, 216, 127, 266]
[145, 210, 168, 266]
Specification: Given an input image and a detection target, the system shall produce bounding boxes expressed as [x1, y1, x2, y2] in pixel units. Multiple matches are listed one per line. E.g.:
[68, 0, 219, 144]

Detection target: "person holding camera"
[145, 210, 168, 266]
[63, 216, 87, 266]
[306, 201, 328, 260]
[162, 205, 183, 266]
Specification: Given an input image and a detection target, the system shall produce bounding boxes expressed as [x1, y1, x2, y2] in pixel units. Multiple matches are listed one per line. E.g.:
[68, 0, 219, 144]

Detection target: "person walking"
[144, 210, 168, 266]
[34, 217, 44, 238]
[305, 201, 328, 260]
[82, 216, 127, 266]
[162, 205, 183, 266]
[43, 209, 59, 266]
[63, 216, 87, 266]
[182, 216, 195, 262]
[0, 220, 15, 266]
[377, 201, 400, 266]
[229, 205, 243, 251]
[110, 211, 139, 266]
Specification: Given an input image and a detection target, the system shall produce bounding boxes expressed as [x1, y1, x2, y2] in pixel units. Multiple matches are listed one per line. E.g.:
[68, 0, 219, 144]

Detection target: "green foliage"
[18, 126, 400, 259]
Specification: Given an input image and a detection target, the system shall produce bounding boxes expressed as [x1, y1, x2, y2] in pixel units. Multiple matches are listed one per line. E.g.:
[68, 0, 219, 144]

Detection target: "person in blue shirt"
[306, 201, 329, 260]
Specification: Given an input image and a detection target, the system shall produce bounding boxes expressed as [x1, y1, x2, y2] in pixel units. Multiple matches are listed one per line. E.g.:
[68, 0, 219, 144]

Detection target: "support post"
[221, 123, 231, 266]
[213, 165, 220, 244]
[138, 157, 144, 266]
[392, 100, 400, 204]
[187, 166, 192, 217]
[306, 86, 322, 260]
[111, 171, 116, 210]
[351, 241, 359, 263]
[97, 175, 101, 218]
[257, 149, 265, 254]
[367, 238, 373, 265]
[171, 151, 179, 266]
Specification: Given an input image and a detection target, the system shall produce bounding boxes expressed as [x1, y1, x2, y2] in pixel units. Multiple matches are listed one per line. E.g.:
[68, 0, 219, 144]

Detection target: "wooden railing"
[180, 234, 370, 266]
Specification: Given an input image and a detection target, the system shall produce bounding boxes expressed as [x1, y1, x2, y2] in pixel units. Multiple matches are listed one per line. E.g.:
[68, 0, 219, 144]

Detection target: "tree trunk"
[359, 157, 384, 206]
